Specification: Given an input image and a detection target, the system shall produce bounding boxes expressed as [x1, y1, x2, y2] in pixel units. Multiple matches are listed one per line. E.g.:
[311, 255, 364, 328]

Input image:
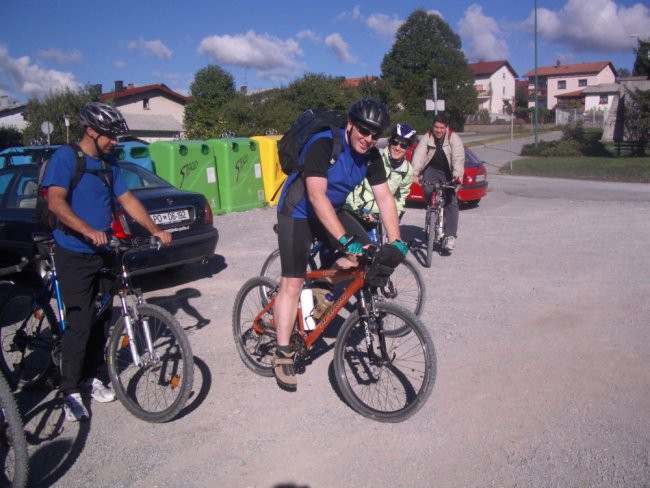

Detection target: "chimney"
[555, 59, 561, 67]
[0, 95, 8, 109]
[92, 84, 102, 95]
[127, 83, 134, 89]
[114, 80, 124, 93]
[240, 85, 248, 95]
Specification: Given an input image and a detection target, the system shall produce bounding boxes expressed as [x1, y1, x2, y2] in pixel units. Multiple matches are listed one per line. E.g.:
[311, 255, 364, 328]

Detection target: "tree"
[622, 88, 650, 155]
[281, 73, 351, 113]
[617, 67, 631, 79]
[184, 65, 237, 139]
[380, 8, 477, 130]
[22, 87, 97, 145]
[632, 39, 650, 77]
[0, 126, 23, 151]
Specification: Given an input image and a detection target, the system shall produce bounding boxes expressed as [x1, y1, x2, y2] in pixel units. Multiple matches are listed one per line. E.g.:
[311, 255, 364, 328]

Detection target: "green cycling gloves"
[390, 239, 409, 256]
[338, 234, 363, 255]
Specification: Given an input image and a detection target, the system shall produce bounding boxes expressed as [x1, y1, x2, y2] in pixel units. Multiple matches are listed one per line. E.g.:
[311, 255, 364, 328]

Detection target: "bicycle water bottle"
[312, 291, 335, 320]
[300, 288, 317, 331]
[367, 227, 378, 244]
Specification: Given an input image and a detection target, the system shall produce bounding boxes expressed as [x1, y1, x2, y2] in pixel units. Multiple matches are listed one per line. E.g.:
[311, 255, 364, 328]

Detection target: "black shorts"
[277, 209, 370, 278]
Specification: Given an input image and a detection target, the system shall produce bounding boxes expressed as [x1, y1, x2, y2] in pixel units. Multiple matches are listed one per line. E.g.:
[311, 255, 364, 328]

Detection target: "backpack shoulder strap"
[67, 142, 87, 191]
[329, 125, 343, 163]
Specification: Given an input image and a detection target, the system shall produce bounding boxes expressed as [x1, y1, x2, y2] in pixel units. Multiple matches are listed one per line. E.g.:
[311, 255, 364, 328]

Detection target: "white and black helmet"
[348, 99, 391, 134]
[79, 102, 129, 137]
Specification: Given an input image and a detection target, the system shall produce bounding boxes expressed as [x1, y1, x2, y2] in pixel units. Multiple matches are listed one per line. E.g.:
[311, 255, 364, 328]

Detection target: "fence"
[555, 108, 609, 127]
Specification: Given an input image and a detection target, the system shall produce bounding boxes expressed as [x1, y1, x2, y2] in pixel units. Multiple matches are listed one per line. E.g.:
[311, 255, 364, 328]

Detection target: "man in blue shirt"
[273, 99, 408, 391]
[43, 102, 171, 421]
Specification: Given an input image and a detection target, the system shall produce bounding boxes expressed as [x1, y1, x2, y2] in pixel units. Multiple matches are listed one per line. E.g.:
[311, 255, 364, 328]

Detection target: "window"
[578, 79, 587, 87]
[476, 84, 483, 92]
[502, 72, 505, 80]
[557, 80, 566, 89]
[503, 87, 506, 95]
[599, 95, 608, 105]
[143, 98, 150, 110]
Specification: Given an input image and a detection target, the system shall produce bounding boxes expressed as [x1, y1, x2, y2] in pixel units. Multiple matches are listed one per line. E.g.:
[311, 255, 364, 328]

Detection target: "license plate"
[150, 209, 190, 225]
[476, 174, 486, 182]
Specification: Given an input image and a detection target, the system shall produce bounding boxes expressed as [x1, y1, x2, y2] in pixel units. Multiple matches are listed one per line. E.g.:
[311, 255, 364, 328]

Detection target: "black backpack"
[35, 143, 114, 231]
[277, 108, 347, 175]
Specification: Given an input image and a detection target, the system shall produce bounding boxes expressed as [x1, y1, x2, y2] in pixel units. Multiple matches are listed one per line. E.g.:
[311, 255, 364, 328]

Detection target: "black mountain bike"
[0, 235, 194, 423]
[423, 181, 457, 268]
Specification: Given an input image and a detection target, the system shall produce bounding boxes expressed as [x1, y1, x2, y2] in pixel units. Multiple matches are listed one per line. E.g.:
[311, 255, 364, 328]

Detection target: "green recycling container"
[149, 140, 221, 213]
[208, 138, 265, 213]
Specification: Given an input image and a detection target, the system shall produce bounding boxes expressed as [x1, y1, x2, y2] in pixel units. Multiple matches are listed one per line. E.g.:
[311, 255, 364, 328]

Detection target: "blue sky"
[1, 0, 649, 103]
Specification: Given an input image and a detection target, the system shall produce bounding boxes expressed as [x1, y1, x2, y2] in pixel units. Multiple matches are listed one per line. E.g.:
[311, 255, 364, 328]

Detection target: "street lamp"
[534, 0, 539, 146]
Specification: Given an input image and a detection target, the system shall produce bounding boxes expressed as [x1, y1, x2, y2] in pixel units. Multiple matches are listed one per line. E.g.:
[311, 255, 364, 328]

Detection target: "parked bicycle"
[423, 181, 458, 268]
[0, 260, 31, 488]
[260, 211, 426, 317]
[234, 245, 436, 423]
[0, 234, 194, 423]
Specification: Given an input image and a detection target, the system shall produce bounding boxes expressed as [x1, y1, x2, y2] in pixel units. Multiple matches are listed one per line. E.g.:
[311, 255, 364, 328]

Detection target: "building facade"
[468, 60, 518, 116]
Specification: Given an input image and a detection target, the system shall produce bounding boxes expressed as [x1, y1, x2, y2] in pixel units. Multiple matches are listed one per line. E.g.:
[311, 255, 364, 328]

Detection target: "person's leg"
[444, 190, 459, 238]
[422, 166, 444, 205]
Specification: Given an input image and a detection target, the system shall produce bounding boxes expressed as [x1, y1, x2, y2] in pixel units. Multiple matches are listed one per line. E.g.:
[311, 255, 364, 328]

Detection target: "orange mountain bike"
[232, 247, 436, 423]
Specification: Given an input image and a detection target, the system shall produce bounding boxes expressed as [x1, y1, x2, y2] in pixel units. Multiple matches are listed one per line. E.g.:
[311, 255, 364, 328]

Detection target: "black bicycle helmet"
[79, 102, 130, 137]
[348, 99, 391, 134]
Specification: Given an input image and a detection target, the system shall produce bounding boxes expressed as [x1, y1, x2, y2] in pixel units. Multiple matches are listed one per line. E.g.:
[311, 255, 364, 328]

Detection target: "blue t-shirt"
[43, 145, 128, 253]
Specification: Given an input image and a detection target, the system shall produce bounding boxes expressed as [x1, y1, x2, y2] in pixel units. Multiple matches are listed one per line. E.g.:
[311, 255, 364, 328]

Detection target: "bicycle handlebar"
[0, 257, 29, 278]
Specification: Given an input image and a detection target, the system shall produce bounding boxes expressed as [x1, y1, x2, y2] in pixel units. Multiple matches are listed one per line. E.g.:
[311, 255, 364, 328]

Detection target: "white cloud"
[527, 0, 650, 51]
[366, 13, 404, 39]
[127, 38, 172, 60]
[459, 4, 509, 61]
[324, 33, 358, 64]
[337, 5, 362, 20]
[428, 10, 444, 20]
[36, 48, 82, 64]
[113, 60, 127, 69]
[0, 45, 80, 99]
[297, 30, 320, 42]
[197, 30, 304, 80]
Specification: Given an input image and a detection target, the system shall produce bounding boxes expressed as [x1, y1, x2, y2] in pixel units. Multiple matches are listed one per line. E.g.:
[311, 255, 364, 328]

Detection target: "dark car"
[406, 146, 488, 206]
[0, 161, 218, 277]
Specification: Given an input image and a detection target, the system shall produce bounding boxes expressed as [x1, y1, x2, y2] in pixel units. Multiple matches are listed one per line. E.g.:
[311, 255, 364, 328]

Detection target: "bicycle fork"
[358, 290, 391, 366]
[117, 290, 156, 367]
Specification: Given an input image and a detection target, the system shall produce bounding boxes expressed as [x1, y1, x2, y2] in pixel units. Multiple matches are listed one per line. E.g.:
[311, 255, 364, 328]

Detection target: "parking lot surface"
[17, 171, 650, 487]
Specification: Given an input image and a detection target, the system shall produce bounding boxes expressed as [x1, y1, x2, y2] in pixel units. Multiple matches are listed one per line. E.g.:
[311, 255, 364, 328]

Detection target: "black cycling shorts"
[277, 209, 370, 278]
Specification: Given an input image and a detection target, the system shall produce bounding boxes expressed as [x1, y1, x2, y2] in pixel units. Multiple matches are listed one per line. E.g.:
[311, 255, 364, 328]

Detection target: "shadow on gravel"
[173, 355, 211, 420]
[145, 289, 211, 331]
[16, 388, 90, 487]
[399, 224, 451, 267]
[132, 254, 227, 293]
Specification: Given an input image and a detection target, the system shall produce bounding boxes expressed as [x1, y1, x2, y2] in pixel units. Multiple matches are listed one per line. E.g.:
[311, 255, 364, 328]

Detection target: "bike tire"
[425, 209, 435, 268]
[260, 248, 282, 284]
[232, 276, 278, 377]
[0, 287, 57, 390]
[0, 372, 29, 487]
[384, 257, 426, 317]
[107, 303, 194, 423]
[333, 301, 436, 423]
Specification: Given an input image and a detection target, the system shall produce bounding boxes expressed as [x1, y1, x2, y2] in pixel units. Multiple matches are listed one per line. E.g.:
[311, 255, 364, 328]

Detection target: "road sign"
[425, 99, 445, 111]
[40, 120, 54, 135]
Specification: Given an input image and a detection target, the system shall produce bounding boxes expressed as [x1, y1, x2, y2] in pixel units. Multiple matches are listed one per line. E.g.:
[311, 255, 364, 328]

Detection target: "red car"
[405, 146, 488, 206]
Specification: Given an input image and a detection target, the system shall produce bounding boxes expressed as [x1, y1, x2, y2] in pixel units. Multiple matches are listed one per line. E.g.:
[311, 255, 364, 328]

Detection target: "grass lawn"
[499, 156, 650, 183]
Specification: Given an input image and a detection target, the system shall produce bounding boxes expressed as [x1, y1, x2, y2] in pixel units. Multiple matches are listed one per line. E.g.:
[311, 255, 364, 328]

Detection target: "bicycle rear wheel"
[425, 208, 435, 268]
[383, 257, 426, 317]
[333, 302, 436, 422]
[0, 373, 28, 488]
[107, 303, 194, 423]
[0, 287, 57, 389]
[232, 276, 278, 377]
[260, 249, 281, 284]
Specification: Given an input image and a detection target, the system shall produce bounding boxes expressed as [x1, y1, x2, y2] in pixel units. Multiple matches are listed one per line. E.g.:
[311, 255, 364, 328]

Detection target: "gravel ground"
[12, 151, 650, 487]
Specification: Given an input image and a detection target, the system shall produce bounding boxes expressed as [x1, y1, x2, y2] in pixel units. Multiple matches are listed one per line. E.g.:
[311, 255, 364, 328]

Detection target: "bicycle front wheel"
[0, 373, 28, 488]
[107, 303, 194, 423]
[0, 287, 57, 389]
[383, 257, 426, 317]
[232, 276, 278, 377]
[333, 302, 436, 422]
[425, 208, 435, 268]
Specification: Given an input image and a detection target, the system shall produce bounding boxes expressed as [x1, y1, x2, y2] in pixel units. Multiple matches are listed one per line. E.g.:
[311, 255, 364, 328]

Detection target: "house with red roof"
[99, 81, 190, 142]
[468, 60, 518, 116]
[524, 61, 617, 110]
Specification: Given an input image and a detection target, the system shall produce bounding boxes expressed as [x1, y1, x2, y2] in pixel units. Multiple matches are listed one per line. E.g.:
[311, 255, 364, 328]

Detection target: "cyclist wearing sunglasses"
[345, 123, 416, 218]
[411, 114, 465, 252]
[273, 99, 408, 391]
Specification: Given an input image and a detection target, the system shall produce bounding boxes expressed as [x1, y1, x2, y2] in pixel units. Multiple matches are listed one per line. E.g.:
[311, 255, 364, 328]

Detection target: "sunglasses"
[354, 123, 381, 140]
[390, 139, 410, 150]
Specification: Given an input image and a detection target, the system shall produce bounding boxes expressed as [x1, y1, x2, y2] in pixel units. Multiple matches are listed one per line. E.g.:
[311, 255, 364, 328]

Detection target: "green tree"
[184, 65, 237, 139]
[0, 126, 23, 151]
[281, 73, 350, 113]
[22, 87, 97, 145]
[617, 67, 631, 79]
[632, 40, 650, 77]
[380, 8, 476, 130]
[623, 88, 650, 155]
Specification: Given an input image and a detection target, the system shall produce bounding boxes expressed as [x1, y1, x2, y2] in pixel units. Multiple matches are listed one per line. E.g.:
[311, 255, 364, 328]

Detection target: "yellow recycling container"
[251, 135, 286, 206]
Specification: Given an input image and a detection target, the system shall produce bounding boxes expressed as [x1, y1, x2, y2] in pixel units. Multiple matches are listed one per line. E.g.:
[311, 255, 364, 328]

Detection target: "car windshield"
[118, 163, 170, 191]
[464, 150, 482, 168]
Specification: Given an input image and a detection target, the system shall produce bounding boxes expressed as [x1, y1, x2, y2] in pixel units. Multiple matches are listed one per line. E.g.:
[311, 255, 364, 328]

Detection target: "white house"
[468, 60, 518, 116]
[100, 81, 190, 142]
[0, 96, 26, 130]
[524, 61, 617, 110]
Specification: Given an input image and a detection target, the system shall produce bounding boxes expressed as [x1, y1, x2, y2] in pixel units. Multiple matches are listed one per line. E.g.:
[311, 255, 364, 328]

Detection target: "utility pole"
[433, 78, 438, 115]
[534, 0, 539, 146]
